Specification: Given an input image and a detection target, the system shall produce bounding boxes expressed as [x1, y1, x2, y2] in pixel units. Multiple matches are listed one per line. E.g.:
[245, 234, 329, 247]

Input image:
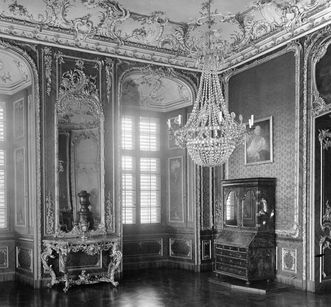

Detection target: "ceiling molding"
[0, 1, 330, 71]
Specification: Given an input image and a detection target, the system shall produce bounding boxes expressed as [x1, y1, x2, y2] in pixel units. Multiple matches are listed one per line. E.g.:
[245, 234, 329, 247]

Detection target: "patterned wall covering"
[227, 50, 298, 237]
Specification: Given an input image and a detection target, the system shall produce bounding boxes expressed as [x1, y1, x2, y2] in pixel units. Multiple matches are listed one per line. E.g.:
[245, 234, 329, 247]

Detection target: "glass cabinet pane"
[225, 191, 237, 226]
[242, 190, 256, 227]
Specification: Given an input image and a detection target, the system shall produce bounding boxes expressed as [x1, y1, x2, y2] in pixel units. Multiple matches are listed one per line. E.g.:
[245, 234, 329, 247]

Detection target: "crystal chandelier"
[168, 0, 253, 167]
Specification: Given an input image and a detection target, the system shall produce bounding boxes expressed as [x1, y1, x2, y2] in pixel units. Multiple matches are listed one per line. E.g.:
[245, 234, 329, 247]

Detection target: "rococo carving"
[41, 238, 122, 292]
[318, 129, 331, 150]
[45, 192, 55, 235]
[43, 47, 52, 96]
[105, 191, 114, 233]
[0, 1, 330, 69]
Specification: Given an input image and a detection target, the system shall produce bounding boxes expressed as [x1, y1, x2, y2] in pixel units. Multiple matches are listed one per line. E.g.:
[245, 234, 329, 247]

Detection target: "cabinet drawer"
[215, 248, 247, 260]
[216, 255, 247, 267]
[215, 263, 247, 277]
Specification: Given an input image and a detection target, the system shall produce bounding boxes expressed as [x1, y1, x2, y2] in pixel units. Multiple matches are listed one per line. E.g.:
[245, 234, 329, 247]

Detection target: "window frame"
[121, 111, 164, 226]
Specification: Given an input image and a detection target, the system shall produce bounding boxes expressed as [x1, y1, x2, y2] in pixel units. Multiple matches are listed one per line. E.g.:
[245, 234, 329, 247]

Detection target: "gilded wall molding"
[318, 130, 331, 281]
[45, 192, 55, 235]
[105, 58, 113, 103]
[224, 43, 302, 238]
[0, 247, 8, 269]
[42, 47, 52, 96]
[105, 191, 114, 233]
[304, 25, 331, 283]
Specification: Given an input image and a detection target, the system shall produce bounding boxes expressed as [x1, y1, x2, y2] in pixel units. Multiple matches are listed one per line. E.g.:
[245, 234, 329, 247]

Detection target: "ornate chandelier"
[168, 0, 253, 167]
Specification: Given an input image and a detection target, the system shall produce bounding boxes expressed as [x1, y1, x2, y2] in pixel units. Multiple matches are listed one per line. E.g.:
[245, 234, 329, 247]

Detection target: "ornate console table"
[41, 236, 122, 292]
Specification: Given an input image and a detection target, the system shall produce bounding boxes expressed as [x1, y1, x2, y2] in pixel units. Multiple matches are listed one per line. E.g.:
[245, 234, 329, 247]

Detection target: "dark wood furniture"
[214, 177, 276, 284]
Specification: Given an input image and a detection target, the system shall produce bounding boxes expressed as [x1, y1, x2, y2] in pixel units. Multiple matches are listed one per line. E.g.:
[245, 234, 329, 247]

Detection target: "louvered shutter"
[0, 104, 6, 229]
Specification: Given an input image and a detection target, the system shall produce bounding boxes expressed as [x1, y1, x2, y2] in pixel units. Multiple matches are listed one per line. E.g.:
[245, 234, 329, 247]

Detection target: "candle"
[178, 114, 182, 126]
[219, 111, 222, 122]
[167, 119, 171, 129]
[249, 114, 254, 128]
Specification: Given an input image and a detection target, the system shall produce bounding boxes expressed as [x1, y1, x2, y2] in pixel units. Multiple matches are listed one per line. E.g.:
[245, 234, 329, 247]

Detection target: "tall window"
[121, 115, 161, 224]
[0, 102, 6, 229]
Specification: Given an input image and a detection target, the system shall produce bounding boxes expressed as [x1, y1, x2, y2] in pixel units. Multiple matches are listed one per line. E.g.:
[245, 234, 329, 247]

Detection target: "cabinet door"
[242, 189, 256, 228]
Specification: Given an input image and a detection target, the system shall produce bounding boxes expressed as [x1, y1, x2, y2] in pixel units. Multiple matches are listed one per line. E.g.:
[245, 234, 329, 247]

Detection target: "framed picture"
[168, 156, 184, 223]
[245, 116, 273, 165]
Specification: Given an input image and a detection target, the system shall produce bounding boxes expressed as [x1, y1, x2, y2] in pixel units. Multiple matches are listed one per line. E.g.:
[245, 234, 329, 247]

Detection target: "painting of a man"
[245, 117, 273, 165]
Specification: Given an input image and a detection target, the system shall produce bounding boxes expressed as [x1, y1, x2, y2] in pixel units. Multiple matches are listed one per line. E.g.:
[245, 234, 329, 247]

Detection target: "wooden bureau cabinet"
[214, 178, 276, 284]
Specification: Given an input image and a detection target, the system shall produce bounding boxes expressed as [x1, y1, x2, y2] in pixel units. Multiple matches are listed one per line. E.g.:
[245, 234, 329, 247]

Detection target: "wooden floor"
[1, 269, 331, 306]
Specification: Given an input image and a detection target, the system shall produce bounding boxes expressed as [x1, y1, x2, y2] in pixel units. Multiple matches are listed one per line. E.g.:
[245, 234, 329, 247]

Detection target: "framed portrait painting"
[245, 116, 273, 165]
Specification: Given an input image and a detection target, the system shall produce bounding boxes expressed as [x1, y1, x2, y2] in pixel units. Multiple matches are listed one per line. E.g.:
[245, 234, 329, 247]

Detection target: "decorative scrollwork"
[105, 58, 113, 103]
[41, 237, 122, 292]
[43, 47, 52, 96]
[45, 192, 55, 235]
[319, 129, 331, 150]
[320, 201, 331, 253]
[105, 191, 114, 232]
[57, 60, 103, 127]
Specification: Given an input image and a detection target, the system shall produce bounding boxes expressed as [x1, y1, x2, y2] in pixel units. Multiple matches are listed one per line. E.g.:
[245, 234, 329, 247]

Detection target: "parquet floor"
[1, 269, 331, 307]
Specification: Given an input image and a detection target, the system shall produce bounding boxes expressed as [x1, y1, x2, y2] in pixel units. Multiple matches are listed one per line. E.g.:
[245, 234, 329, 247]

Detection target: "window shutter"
[121, 115, 161, 225]
[0, 104, 6, 229]
[140, 158, 160, 223]
[139, 117, 159, 152]
[121, 155, 136, 224]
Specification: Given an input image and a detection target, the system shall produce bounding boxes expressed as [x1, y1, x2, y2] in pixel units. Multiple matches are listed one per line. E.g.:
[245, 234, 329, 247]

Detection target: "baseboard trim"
[0, 272, 15, 282]
[123, 259, 213, 273]
[275, 274, 304, 289]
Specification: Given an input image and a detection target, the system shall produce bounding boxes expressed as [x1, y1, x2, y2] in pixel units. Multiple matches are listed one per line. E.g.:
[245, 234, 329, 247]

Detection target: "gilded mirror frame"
[54, 63, 107, 238]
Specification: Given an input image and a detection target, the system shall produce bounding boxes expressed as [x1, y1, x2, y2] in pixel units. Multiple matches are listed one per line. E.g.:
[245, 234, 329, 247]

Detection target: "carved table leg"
[59, 250, 71, 293]
[41, 246, 58, 287]
[107, 243, 122, 287]
[63, 273, 70, 293]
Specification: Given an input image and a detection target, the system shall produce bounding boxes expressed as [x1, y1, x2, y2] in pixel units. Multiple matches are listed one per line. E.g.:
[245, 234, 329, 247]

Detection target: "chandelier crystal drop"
[169, 0, 251, 167]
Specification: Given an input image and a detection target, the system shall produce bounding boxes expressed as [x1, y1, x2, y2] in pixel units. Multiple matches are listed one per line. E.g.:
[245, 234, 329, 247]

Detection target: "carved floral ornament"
[0, 1, 331, 69]
[57, 60, 104, 128]
[309, 36, 331, 117]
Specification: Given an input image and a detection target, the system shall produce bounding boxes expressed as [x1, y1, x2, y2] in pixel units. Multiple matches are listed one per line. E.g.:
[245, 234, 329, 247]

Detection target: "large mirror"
[55, 67, 105, 235]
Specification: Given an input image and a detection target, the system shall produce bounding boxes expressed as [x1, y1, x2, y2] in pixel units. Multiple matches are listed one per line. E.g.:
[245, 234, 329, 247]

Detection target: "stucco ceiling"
[1, 0, 331, 106]
[118, 0, 250, 24]
[0, 50, 31, 95]
[0, 0, 330, 72]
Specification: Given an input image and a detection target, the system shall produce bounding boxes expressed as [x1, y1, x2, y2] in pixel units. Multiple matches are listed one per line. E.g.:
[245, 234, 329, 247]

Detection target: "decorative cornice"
[0, 1, 331, 70]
